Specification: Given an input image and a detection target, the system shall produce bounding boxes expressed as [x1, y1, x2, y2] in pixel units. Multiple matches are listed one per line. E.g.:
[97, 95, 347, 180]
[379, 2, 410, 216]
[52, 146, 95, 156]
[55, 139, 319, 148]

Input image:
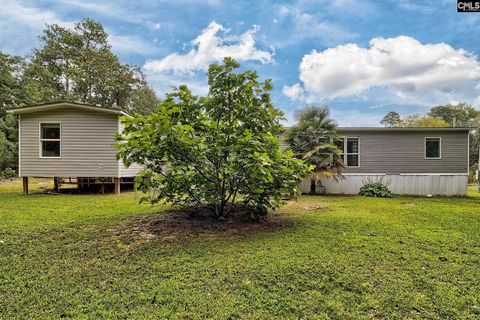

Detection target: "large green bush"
[359, 182, 392, 198]
[116, 58, 310, 218]
[1, 167, 16, 179]
[0, 114, 18, 173]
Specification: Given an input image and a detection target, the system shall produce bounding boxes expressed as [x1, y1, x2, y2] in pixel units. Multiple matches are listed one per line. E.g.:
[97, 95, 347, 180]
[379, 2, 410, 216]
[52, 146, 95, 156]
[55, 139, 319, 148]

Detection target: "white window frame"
[339, 136, 360, 167]
[424, 137, 441, 160]
[39, 122, 61, 158]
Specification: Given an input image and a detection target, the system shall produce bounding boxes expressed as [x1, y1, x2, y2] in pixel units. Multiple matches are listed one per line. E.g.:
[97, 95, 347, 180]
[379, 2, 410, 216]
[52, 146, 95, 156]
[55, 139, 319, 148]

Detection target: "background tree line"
[380, 103, 480, 178]
[0, 18, 158, 176]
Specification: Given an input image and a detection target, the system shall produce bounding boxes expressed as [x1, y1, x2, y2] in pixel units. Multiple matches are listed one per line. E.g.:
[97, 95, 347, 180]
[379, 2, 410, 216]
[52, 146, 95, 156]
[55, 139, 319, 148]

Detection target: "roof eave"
[6, 101, 130, 117]
[337, 127, 474, 132]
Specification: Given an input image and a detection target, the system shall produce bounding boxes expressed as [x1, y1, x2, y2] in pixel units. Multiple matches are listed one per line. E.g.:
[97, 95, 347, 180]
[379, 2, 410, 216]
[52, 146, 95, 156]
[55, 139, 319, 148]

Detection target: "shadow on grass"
[122, 206, 314, 243]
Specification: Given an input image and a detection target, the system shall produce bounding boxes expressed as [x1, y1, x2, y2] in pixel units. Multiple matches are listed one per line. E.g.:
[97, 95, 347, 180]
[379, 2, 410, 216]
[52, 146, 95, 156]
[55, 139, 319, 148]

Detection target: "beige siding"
[337, 130, 469, 174]
[20, 107, 119, 177]
[119, 162, 143, 177]
[279, 132, 289, 150]
[118, 118, 143, 177]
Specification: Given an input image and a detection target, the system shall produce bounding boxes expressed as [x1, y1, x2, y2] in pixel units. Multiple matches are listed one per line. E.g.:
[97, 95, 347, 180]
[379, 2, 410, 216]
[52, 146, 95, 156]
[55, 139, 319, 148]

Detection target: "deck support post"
[114, 178, 120, 195]
[22, 177, 28, 195]
[478, 171, 480, 193]
[53, 177, 59, 192]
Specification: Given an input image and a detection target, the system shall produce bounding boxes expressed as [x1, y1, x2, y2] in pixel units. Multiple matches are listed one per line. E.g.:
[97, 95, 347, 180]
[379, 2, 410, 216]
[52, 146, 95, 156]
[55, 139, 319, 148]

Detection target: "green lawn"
[1, 179, 480, 319]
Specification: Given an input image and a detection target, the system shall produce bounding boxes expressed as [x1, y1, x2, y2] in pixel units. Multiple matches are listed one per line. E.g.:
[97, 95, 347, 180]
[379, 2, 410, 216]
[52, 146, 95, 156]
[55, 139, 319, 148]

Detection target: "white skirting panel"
[300, 174, 468, 196]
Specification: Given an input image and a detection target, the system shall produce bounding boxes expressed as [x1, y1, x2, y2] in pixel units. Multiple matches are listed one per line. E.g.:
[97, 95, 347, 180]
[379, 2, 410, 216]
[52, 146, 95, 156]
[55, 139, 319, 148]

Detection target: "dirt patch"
[280, 201, 329, 213]
[402, 202, 417, 207]
[121, 208, 299, 245]
[300, 204, 327, 211]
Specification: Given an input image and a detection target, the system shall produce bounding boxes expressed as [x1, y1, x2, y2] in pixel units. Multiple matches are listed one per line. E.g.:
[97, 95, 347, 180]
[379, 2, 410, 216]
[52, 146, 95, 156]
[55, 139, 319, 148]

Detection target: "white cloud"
[145, 72, 210, 98]
[143, 21, 274, 73]
[108, 34, 159, 55]
[395, 0, 449, 12]
[56, 0, 150, 24]
[330, 0, 374, 12]
[282, 83, 304, 101]
[289, 36, 480, 105]
[331, 110, 383, 127]
[0, 0, 158, 57]
[153, 0, 220, 4]
[1, 0, 70, 28]
[273, 4, 357, 47]
[0, 0, 73, 54]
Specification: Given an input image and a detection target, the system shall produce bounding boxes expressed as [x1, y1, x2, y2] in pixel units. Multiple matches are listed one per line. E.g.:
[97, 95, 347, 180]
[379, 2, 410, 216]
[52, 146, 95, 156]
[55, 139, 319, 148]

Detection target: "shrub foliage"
[1, 167, 16, 179]
[116, 58, 309, 217]
[359, 183, 393, 198]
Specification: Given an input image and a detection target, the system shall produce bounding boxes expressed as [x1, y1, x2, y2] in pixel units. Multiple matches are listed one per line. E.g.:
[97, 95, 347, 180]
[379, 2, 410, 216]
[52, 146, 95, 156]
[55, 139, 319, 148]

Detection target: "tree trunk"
[53, 177, 59, 192]
[310, 179, 316, 194]
[215, 201, 226, 219]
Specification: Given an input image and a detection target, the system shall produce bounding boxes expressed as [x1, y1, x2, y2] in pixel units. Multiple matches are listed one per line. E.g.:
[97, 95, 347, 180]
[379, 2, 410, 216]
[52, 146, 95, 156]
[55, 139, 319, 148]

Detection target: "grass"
[1, 179, 480, 319]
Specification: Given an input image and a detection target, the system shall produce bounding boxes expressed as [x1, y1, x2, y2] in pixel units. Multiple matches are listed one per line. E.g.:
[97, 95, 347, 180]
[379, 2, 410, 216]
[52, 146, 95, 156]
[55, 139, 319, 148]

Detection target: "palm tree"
[284, 105, 345, 194]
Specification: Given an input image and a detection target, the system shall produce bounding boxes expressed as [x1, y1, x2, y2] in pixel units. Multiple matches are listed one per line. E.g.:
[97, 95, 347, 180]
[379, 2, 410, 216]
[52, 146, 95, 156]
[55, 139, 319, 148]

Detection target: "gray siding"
[20, 107, 119, 177]
[118, 119, 143, 177]
[337, 130, 468, 174]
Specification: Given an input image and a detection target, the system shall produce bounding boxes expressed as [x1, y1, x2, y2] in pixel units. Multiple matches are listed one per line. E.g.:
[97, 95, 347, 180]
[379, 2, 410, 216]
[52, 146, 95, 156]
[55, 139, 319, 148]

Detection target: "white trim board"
[339, 136, 361, 168]
[424, 136, 442, 159]
[301, 174, 468, 196]
[18, 114, 21, 177]
[467, 132, 470, 175]
[38, 122, 62, 159]
[342, 173, 468, 176]
[399, 173, 468, 176]
[342, 173, 386, 176]
[117, 115, 121, 178]
[7, 102, 130, 117]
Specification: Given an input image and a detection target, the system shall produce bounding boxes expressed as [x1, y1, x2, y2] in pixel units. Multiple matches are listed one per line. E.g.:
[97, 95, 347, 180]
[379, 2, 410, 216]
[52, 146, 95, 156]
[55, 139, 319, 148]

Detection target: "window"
[40, 123, 61, 157]
[337, 137, 360, 167]
[425, 137, 441, 159]
[346, 137, 359, 167]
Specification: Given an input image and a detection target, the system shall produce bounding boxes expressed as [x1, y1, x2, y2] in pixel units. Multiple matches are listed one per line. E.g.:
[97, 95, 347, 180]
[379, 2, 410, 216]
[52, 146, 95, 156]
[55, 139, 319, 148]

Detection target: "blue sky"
[1, 0, 480, 126]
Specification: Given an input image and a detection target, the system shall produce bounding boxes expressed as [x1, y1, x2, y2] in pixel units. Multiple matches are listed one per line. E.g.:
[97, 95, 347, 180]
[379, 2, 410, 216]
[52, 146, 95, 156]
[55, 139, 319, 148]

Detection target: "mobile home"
[299, 127, 471, 196]
[7, 101, 141, 194]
